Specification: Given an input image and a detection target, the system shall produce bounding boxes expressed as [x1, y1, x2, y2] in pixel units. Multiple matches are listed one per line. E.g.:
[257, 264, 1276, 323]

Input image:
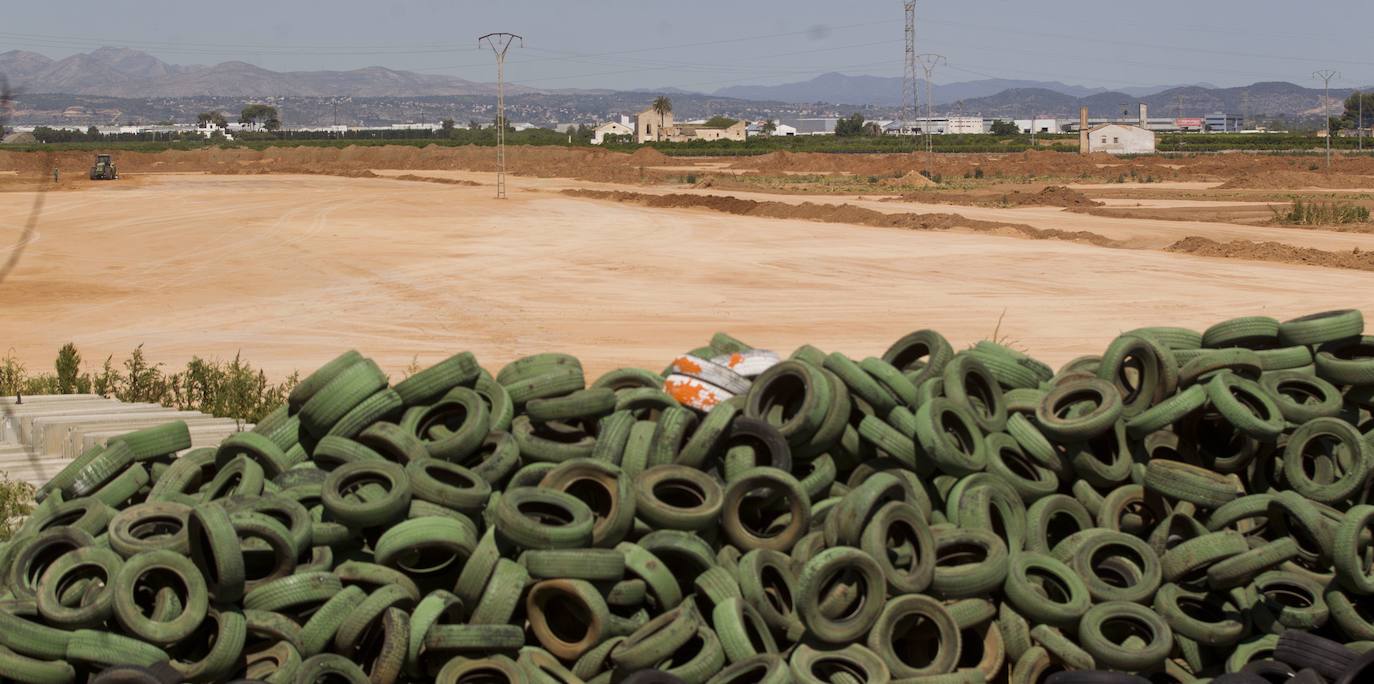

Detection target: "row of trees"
[196, 104, 280, 131]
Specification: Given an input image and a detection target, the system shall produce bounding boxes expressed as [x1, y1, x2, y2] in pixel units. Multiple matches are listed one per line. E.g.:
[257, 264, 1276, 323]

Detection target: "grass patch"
[1271, 199, 1371, 225]
[1, 344, 297, 424]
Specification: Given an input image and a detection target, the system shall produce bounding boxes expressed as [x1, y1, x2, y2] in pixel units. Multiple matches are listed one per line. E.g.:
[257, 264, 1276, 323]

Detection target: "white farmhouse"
[1087, 123, 1156, 155]
[592, 121, 633, 145]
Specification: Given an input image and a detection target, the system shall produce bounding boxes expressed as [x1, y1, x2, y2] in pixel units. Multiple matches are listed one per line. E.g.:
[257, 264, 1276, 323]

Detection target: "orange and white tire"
[712, 350, 781, 379]
[668, 355, 751, 395]
[663, 374, 735, 412]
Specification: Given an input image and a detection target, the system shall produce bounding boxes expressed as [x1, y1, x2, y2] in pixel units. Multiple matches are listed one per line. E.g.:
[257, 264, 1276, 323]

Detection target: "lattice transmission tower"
[901, 2, 918, 134]
[479, 32, 524, 199]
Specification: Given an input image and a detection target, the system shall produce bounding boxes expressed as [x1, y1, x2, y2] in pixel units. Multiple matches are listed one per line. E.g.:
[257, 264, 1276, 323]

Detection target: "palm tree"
[651, 96, 673, 142]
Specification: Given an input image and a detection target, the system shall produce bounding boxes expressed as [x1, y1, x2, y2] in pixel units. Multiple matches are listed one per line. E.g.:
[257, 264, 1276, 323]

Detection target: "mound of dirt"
[562, 189, 1121, 248]
[1026, 185, 1102, 208]
[1167, 236, 1374, 271]
[391, 174, 481, 186]
[883, 171, 937, 188]
[1217, 171, 1374, 190]
[882, 185, 1101, 210]
[627, 147, 671, 164]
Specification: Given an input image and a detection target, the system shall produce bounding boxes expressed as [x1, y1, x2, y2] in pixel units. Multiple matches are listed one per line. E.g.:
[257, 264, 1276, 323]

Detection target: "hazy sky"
[2, 0, 1369, 90]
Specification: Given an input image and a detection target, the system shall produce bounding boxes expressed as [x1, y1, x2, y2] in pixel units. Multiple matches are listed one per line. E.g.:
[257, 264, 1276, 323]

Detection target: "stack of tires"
[3, 310, 1374, 683]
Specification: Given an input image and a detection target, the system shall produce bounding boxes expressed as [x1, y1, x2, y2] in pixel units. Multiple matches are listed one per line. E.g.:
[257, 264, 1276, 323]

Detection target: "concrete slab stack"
[0, 395, 246, 487]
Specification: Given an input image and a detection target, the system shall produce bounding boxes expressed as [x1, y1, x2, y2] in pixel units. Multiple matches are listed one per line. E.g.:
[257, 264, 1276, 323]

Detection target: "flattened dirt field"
[3, 169, 1372, 379]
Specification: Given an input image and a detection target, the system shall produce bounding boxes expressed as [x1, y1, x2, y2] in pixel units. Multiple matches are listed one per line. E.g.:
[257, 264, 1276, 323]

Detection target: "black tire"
[1240, 660, 1296, 682]
[1210, 675, 1273, 684]
[1290, 669, 1326, 684]
[1336, 650, 1374, 684]
[1046, 672, 1151, 684]
[722, 417, 791, 473]
[90, 664, 181, 684]
[1276, 630, 1357, 680]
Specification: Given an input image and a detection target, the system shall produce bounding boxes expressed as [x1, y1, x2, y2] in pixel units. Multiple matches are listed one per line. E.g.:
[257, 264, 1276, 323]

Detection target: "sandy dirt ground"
[3, 172, 1372, 381]
[371, 170, 1374, 252]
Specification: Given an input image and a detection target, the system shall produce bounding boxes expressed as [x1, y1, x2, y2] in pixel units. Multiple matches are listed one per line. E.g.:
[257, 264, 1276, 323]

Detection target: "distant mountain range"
[951, 81, 1355, 119]
[0, 47, 525, 98]
[712, 72, 1211, 106]
[0, 48, 1358, 123]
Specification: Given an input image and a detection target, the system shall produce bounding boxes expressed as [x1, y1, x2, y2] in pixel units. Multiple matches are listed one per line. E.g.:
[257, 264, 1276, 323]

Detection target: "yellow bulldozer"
[89, 154, 117, 180]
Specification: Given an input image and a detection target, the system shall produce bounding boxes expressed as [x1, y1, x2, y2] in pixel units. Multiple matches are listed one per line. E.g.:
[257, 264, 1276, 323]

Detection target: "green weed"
[1272, 199, 1371, 225]
[1, 344, 296, 424]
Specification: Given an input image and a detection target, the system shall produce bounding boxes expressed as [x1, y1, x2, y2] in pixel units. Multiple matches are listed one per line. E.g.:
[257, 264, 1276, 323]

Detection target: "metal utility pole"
[479, 32, 524, 199]
[1314, 70, 1339, 170]
[917, 53, 945, 172]
[1358, 89, 1364, 152]
[1241, 89, 1251, 131]
[901, 2, 918, 142]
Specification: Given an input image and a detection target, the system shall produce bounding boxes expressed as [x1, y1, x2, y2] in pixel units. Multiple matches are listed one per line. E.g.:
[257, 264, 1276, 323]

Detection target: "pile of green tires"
[5, 310, 1374, 684]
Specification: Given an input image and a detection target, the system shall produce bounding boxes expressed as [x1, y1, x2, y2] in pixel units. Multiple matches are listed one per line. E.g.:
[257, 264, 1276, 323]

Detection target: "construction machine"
[89, 154, 117, 180]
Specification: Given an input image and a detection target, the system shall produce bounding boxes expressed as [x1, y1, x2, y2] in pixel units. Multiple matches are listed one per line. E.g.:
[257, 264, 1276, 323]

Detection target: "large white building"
[1014, 118, 1062, 135]
[783, 118, 841, 135]
[946, 116, 985, 134]
[747, 120, 798, 137]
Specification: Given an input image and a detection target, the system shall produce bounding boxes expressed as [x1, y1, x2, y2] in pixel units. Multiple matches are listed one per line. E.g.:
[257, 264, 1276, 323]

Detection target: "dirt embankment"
[562, 188, 1122, 248]
[726, 149, 1183, 182]
[887, 185, 1102, 209]
[1167, 237, 1374, 271]
[1217, 170, 1374, 190]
